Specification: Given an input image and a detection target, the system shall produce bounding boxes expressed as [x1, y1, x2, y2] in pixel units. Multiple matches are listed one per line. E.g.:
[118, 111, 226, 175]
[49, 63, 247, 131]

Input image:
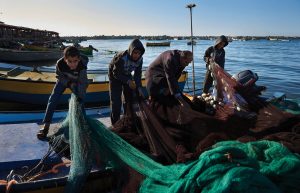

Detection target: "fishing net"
[52, 62, 300, 192]
[55, 94, 300, 193]
[112, 64, 300, 164]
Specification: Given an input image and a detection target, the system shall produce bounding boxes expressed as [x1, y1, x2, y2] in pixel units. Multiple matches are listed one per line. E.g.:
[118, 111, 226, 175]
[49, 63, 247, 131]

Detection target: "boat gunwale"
[0, 70, 188, 84]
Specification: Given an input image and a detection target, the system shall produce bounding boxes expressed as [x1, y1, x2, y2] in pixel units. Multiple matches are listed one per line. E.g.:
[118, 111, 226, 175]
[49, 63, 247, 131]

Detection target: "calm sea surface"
[1, 39, 300, 99]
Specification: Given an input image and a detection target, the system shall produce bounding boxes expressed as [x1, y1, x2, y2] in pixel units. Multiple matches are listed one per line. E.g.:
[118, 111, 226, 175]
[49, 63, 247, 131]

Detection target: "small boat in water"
[0, 47, 63, 63]
[187, 40, 197, 45]
[146, 41, 171, 47]
[73, 43, 98, 57]
[0, 66, 188, 109]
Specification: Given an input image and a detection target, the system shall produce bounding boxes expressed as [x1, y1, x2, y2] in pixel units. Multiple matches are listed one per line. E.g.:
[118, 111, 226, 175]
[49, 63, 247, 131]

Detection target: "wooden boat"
[0, 122, 120, 193]
[146, 41, 171, 47]
[0, 66, 188, 108]
[73, 43, 98, 57]
[0, 47, 63, 63]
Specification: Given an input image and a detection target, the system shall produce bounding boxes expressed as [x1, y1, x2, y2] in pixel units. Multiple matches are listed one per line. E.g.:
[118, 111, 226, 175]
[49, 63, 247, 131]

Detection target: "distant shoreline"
[60, 35, 300, 42]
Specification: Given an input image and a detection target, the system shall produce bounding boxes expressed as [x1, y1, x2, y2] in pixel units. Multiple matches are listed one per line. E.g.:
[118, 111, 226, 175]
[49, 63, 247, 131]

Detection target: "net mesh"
[55, 62, 300, 192]
[59, 94, 300, 193]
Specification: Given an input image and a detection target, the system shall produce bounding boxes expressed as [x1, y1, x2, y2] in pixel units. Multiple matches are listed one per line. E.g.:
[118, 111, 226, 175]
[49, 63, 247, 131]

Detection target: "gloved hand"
[128, 80, 136, 90]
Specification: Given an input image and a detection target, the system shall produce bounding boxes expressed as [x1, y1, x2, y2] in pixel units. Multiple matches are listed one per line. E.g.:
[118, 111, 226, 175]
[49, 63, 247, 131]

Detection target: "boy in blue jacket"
[37, 46, 89, 140]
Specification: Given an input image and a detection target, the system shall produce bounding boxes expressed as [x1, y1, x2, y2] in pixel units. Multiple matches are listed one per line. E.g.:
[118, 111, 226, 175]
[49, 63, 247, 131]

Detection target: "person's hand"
[205, 57, 210, 63]
[128, 80, 136, 90]
[209, 57, 215, 63]
[69, 82, 78, 94]
[175, 93, 190, 108]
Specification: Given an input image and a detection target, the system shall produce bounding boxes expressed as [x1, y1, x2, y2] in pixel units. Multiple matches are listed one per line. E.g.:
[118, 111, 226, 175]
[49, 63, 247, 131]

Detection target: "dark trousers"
[203, 70, 213, 93]
[109, 79, 133, 125]
[43, 81, 66, 124]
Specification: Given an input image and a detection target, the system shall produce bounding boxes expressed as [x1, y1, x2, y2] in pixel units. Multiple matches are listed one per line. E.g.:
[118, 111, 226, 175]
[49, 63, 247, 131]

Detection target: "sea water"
[1, 39, 299, 99]
[83, 39, 300, 100]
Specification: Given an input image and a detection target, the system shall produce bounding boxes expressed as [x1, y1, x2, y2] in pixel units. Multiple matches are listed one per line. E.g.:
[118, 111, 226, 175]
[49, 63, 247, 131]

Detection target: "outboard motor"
[233, 70, 266, 97]
[233, 70, 258, 87]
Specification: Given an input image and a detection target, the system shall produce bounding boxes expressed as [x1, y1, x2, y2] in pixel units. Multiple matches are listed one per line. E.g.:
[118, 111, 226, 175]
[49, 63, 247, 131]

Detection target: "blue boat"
[0, 122, 120, 193]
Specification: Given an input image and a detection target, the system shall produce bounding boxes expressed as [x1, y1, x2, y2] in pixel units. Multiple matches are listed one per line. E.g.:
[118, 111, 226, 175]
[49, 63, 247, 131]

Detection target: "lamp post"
[186, 3, 196, 97]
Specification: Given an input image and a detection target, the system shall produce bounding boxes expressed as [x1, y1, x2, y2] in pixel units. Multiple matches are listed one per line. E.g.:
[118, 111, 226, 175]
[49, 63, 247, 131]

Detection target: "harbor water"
[1, 39, 300, 99]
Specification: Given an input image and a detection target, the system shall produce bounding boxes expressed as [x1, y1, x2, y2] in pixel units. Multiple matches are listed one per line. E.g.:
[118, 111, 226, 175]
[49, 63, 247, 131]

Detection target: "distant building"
[0, 21, 60, 43]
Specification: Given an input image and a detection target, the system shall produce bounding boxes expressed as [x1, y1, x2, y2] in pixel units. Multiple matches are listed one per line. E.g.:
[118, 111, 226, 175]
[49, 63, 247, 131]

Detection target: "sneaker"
[37, 123, 50, 140]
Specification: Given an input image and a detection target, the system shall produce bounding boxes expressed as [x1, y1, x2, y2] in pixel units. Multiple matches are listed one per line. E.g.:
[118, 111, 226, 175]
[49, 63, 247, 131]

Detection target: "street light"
[186, 3, 196, 97]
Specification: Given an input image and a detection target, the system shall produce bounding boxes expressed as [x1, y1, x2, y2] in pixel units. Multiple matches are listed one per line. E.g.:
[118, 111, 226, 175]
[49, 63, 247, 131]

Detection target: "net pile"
[55, 62, 300, 192]
[57, 94, 300, 193]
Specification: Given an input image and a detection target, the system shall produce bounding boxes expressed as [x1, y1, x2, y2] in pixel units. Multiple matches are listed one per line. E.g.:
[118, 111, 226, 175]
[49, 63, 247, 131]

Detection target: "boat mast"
[186, 3, 196, 97]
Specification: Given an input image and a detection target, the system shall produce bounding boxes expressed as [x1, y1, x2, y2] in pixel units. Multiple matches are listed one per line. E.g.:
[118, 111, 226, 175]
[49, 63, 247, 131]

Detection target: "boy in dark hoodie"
[203, 35, 229, 94]
[37, 46, 89, 139]
[108, 38, 145, 125]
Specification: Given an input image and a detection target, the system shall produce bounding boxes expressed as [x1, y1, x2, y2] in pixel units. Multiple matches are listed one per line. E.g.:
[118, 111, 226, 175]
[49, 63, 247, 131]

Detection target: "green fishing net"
[271, 98, 300, 115]
[61, 95, 300, 193]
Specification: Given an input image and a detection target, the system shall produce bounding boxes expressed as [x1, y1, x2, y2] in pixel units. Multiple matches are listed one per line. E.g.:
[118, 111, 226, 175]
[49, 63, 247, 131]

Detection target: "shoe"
[37, 123, 50, 140]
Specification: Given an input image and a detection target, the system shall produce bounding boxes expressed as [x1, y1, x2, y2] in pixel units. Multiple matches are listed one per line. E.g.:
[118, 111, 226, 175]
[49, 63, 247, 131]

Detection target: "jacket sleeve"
[111, 56, 131, 84]
[163, 57, 180, 95]
[77, 69, 88, 99]
[56, 65, 69, 87]
[203, 46, 213, 63]
[134, 58, 143, 88]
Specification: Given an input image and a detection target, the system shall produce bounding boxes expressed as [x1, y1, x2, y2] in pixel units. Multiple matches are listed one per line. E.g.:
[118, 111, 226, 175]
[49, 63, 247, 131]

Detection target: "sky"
[1, 0, 300, 37]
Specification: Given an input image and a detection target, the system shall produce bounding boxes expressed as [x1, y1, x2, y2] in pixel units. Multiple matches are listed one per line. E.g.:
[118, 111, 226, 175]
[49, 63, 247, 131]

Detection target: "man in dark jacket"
[145, 50, 193, 106]
[108, 39, 145, 125]
[203, 35, 229, 94]
[37, 46, 89, 139]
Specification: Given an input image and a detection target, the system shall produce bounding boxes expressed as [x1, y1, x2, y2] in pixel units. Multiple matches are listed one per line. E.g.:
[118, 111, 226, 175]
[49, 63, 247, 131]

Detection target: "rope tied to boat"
[0, 179, 17, 193]
[27, 161, 71, 182]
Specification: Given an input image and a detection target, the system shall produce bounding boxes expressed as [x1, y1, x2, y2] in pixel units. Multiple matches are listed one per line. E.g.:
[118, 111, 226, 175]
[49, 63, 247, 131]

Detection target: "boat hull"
[0, 48, 63, 62]
[0, 70, 188, 106]
[146, 42, 171, 47]
[79, 47, 93, 56]
[0, 169, 118, 193]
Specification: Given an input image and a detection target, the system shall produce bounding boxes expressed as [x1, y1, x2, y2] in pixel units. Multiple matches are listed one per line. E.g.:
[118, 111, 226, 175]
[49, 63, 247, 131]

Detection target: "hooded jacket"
[56, 54, 89, 99]
[108, 39, 145, 87]
[203, 35, 228, 68]
[145, 50, 186, 97]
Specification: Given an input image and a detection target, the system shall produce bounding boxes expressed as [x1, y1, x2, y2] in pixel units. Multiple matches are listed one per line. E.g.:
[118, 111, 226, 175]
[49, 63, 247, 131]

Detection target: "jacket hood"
[214, 35, 228, 48]
[128, 39, 145, 61]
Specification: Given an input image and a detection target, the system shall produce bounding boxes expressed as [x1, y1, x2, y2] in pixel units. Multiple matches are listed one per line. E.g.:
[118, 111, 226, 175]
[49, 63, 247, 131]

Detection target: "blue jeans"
[43, 81, 66, 124]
